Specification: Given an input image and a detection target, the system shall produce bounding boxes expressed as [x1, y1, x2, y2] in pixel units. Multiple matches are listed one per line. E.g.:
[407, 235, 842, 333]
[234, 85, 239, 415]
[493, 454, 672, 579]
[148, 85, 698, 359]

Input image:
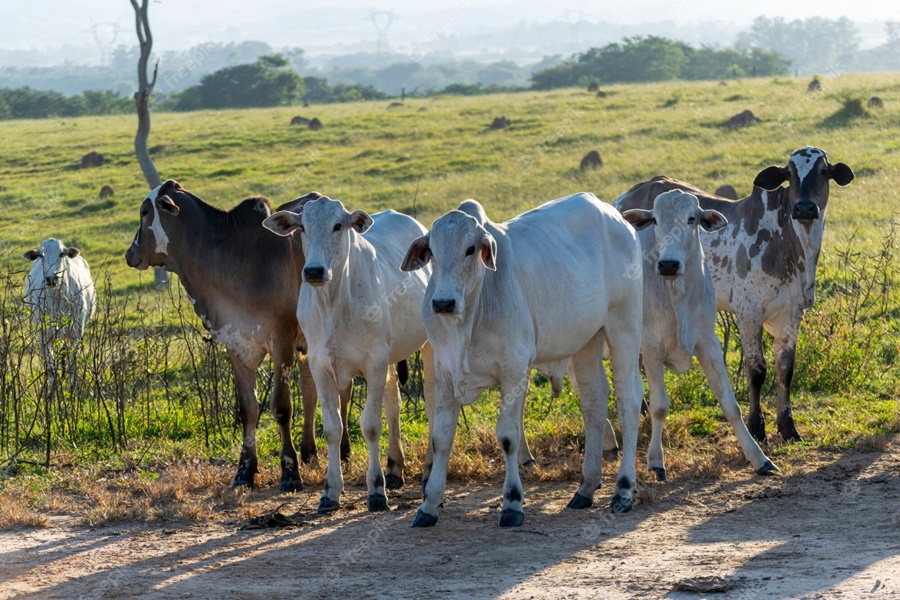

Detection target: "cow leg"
[312, 366, 345, 514]
[603, 316, 644, 514]
[383, 364, 405, 490]
[696, 336, 777, 475]
[496, 370, 529, 527]
[297, 354, 319, 464]
[361, 363, 390, 512]
[642, 355, 670, 482]
[229, 357, 261, 489]
[412, 387, 460, 527]
[421, 343, 436, 493]
[569, 360, 618, 456]
[567, 331, 612, 510]
[340, 384, 352, 463]
[773, 335, 802, 443]
[739, 315, 768, 444]
[272, 345, 302, 492]
[517, 378, 536, 467]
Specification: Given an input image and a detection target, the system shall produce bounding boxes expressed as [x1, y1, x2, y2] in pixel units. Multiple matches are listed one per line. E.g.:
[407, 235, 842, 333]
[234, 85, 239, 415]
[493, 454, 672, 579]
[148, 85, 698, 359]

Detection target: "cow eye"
[687, 217, 696, 224]
[333, 223, 342, 232]
[465, 246, 475, 256]
[140, 209, 149, 217]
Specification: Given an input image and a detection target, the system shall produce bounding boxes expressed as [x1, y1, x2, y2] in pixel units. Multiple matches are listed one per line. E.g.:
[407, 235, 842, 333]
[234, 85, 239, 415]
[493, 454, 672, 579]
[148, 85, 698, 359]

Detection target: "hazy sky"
[3, 0, 898, 54]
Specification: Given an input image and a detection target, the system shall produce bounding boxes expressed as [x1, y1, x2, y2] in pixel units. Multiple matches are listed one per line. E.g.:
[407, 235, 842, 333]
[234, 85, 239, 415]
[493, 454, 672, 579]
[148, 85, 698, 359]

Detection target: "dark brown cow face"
[752, 147, 854, 224]
[125, 180, 183, 270]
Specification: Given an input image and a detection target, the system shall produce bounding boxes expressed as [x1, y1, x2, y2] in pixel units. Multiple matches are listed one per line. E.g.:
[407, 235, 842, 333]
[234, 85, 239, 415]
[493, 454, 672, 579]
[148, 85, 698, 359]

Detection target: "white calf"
[621, 191, 777, 480]
[264, 197, 431, 514]
[23, 238, 96, 371]
[402, 193, 644, 528]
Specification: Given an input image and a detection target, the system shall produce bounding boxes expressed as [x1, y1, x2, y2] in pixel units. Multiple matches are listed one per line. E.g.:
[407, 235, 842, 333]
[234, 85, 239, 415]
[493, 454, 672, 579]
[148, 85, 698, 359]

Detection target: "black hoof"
[756, 460, 779, 476]
[280, 477, 303, 493]
[747, 415, 767, 445]
[778, 426, 803, 443]
[230, 467, 255, 490]
[520, 458, 536, 468]
[498, 508, 525, 528]
[385, 472, 404, 491]
[367, 493, 388, 512]
[609, 493, 633, 514]
[651, 467, 667, 482]
[317, 497, 340, 515]
[566, 492, 593, 510]
[411, 509, 438, 528]
[300, 444, 317, 465]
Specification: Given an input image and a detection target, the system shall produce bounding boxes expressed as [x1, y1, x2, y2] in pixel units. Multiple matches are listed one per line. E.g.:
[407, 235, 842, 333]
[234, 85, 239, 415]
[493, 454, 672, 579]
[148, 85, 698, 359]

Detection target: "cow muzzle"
[657, 259, 681, 278]
[125, 247, 149, 270]
[792, 202, 820, 222]
[303, 265, 330, 285]
[431, 297, 457, 315]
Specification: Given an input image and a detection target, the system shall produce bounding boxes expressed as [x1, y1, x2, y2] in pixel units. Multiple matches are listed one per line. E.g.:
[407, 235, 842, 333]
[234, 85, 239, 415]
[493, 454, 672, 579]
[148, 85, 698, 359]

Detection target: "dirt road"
[1, 444, 898, 599]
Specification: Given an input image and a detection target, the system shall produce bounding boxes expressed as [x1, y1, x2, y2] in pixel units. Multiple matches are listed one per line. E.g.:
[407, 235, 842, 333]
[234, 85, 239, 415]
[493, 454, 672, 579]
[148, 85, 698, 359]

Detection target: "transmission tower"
[370, 11, 395, 55]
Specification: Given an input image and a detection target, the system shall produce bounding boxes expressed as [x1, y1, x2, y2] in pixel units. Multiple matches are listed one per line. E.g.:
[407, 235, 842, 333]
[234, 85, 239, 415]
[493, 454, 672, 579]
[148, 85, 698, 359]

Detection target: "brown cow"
[615, 147, 854, 444]
[124, 180, 354, 491]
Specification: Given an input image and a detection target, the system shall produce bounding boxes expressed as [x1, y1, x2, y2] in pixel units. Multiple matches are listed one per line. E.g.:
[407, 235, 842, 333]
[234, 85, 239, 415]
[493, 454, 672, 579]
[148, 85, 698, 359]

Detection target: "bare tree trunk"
[130, 0, 168, 289]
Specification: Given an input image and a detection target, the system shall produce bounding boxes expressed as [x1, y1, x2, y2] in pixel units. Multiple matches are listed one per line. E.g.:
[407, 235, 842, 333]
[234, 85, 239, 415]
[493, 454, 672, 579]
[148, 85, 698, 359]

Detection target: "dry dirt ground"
[1, 444, 899, 600]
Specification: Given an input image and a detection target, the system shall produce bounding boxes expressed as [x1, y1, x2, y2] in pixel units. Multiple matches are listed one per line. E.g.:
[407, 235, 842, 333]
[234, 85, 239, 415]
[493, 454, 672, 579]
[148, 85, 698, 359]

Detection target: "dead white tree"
[129, 0, 168, 289]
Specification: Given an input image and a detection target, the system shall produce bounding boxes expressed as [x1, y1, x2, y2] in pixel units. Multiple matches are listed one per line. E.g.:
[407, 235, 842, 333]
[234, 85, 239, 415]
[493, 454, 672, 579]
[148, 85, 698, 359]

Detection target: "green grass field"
[1, 73, 899, 524]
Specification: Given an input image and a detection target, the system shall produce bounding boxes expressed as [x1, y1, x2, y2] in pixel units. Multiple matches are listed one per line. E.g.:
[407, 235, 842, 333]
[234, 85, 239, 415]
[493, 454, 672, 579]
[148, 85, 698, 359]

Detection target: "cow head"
[623, 191, 727, 278]
[401, 209, 496, 317]
[263, 196, 372, 286]
[24, 238, 81, 288]
[125, 179, 183, 270]
[753, 147, 854, 224]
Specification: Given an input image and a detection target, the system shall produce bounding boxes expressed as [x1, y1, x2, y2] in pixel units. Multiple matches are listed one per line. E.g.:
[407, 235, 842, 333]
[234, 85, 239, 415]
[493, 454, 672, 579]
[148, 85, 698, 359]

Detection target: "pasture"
[1, 73, 899, 597]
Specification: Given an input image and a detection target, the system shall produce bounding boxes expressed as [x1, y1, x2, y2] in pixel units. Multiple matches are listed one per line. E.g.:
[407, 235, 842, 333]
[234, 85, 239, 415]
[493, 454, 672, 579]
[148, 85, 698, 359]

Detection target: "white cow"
[401, 193, 644, 528]
[621, 191, 777, 481]
[23, 238, 96, 371]
[263, 197, 432, 514]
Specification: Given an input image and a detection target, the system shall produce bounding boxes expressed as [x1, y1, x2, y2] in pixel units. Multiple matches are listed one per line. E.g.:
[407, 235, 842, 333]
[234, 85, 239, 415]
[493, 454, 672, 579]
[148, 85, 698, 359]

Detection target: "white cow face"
[753, 146, 854, 224]
[263, 197, 373, 286]
[125, 180, 182, 271]
[623, 191, 726, 278]
[401, 210, 496, 317]
[24, 238, 80, 288]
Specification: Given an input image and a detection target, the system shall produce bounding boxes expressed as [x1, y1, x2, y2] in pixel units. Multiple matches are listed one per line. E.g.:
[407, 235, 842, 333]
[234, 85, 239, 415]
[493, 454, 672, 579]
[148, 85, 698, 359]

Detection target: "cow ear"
[478, 229, 497, 271]
[754, 166, 788, 190]
[401, 235, 431, 271]
[262, 211, 302, 236]
[64, 247, 81, 258]
[829, 162, 854, 186]
[159, 179, 183, 195]
[621, 209, 655, 231]
[348, 210, 373, 233]
[23, 250, 40, 261]
[156, 195, 180, 215]
[698, 209, 728, 232]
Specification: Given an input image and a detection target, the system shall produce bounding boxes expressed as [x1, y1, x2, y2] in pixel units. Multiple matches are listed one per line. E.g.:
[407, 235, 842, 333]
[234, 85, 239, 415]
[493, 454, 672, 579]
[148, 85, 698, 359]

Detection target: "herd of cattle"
[24, 146, 853, 528]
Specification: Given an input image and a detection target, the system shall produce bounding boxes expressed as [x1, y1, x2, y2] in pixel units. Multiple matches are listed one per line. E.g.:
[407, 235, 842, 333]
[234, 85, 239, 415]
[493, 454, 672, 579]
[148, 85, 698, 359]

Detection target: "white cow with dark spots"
[401, 193, 644, 528]
[615, 147, 854, 444]
[24, 238, 96, 371]
[621, 190, 777, 480]
[263, 197, 432, 514]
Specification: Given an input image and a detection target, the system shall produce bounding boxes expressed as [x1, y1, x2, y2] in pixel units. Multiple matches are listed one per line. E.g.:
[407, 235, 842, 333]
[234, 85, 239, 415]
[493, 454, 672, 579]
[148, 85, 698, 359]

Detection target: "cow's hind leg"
[383, 364, 405, 490]
[642, 354, 670, 482]
[567, 331, 612, 510]
[273, 344, 302, 492]
[696, 336, 777, 475]
[340, 384, 352, 462]
[773, 334, 802, 443]
[229, 357, 261, 489]
[361, 364, 390, 511]
[298, 355, 319, 464]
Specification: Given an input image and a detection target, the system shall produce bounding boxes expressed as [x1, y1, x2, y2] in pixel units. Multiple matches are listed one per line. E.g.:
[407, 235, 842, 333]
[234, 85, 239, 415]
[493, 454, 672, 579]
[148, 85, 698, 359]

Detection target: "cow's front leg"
[421, 343, 436, 494]
[383, 364, 405, 490]
[739, 315, 768, 444]
[229, 357, 261, 489]
[496, 371, 529, 527]
[312, 367, 345, 514]
[642, 354, 670, 482]
[412, 386, 460, 527]
[273, 344, 302, 492]
[361, 365, 390, 511]
[297, 354, 319, 464]
[773, 334, 802, 442]
[517, 378, 536, 467]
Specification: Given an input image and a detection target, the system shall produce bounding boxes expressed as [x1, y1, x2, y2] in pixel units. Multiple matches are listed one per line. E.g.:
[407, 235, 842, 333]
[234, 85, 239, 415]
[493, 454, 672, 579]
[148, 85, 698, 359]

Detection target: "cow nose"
[657, 260, 680, 277]
[432, 298, 456, 314]
[792, 202, 820, 221]
[303, 265, 326, 282]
